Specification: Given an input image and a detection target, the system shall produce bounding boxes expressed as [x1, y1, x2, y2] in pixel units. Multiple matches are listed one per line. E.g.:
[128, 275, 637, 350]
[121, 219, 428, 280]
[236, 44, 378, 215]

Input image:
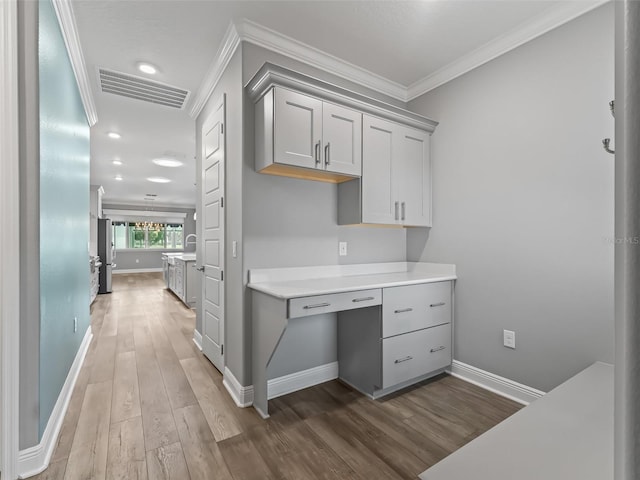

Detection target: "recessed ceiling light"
[147, 177, 171, 183]
[114, 175, 123, 181]
[112, 160, 122, 165]
[137, 62, 157, 75]
[152, 158, 183, 168]
[107, 132, 121, 139]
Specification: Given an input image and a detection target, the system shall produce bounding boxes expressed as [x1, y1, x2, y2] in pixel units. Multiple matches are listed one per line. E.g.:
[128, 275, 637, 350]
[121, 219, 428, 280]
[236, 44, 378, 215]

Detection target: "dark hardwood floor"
[32, 272, 521, 480]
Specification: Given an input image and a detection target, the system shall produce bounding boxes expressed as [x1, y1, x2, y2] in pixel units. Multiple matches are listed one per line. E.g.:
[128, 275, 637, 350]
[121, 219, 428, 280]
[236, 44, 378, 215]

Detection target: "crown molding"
[406, 0, 610, 101]
[51, 0, 98, 126]
[189, 22, 241, 118]
[192, 1, 607, 118]
[235, 19, 407, 102]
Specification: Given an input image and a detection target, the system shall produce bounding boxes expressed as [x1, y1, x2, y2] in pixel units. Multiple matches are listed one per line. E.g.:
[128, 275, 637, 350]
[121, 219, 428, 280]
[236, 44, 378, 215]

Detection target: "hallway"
[33, 273, 520, 480]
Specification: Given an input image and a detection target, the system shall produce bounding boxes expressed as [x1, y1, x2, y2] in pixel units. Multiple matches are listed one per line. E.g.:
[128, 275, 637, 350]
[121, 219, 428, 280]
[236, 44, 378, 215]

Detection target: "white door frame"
[0, 0, 22, 478]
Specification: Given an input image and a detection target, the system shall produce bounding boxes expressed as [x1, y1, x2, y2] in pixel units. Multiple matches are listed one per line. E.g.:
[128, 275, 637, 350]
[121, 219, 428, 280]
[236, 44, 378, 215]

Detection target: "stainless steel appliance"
[97, 218, 115, 293]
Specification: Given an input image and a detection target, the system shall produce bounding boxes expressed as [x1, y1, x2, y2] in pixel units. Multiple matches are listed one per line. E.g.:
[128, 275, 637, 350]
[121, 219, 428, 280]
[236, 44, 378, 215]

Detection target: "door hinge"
[221, 344, 224, 355]
[220, 197, 224, 208]
[220, 123, 224, 134]
[221, 270, 224, 281]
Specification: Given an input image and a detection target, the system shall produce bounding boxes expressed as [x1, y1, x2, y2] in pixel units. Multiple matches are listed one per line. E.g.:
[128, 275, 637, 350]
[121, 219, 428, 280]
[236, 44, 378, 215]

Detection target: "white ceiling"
[72, 0, 605, 208]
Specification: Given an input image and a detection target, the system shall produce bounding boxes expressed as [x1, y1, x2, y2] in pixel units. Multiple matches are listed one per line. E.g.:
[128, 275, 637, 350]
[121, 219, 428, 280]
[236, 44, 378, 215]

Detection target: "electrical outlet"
[74, 317, 78, 333]
[339, 242, 348, 256]
[135, 258, 139, 263]
[503, 329, 515, 349]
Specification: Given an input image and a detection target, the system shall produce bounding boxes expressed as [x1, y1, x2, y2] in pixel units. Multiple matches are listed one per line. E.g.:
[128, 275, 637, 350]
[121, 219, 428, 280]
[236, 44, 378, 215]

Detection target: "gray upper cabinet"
[256, 87, 362, 181]
[273, 88, 322, 170]
[341, 115, 432, 227]
[248, 63, 437, 225]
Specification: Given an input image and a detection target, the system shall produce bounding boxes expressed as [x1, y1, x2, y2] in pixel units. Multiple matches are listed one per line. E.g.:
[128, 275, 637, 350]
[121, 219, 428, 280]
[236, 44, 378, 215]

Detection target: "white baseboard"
[223, 367, 254, 408]
[112, 268, 162, 274]
[18, 326, 93, 479]
[268, 362, 339, 400]
[192, 329, 203, 351]
[447, 360, 545, 405]
[223, 361, 340, 408]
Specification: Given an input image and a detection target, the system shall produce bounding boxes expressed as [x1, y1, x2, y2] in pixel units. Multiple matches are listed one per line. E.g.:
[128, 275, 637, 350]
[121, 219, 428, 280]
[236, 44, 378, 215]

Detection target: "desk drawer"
[381, 323, 451, 389]
[382, 281, 452, 338]
[288, 289, 381, 318]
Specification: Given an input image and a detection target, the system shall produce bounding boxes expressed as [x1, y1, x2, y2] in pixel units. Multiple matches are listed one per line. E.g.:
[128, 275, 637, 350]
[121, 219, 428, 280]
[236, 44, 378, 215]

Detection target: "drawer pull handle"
[303, 302, 330, 310]
[430, 302, 446, 308]
[430, 346, 446, 353]
[352, 297, 375, 303]
[394, 308, 413, 314]
[394, 356, 413, 364]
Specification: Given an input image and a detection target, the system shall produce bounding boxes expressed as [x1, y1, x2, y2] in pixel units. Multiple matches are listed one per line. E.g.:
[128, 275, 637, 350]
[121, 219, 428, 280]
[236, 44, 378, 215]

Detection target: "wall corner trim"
[18, 326, 93, 479]
[447, 360, 545, 406]
[189, 22, 241, 119]
[223, 367, 254, 408]
[50, 0, 98, 126]
[192, 329, 203, 351]
[0, 1, 21, 478]
[406, 0, 610, 100]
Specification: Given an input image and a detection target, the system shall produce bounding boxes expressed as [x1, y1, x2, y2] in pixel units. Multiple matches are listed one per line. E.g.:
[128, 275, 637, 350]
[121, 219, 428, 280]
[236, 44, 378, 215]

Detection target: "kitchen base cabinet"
[169, 257, 199, 309]
[337, 281, 453, 399]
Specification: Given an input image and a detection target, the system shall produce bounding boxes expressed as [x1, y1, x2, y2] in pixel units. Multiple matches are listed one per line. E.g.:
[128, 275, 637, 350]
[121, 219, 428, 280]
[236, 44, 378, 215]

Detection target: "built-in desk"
[248, 262, 457, 418]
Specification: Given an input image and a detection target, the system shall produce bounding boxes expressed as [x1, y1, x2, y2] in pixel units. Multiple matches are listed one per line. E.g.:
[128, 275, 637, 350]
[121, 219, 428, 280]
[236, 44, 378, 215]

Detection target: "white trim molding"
[18, 327, 93, 479]
[236, 19, 407, 102]
[51, 0, 97, 126]
[448, 360, 545, 406]
[223, 362, 340, 409]
[268, 362, 339, 400]
[189, 22, 241, 118]
[192, 3, 609, 111]
[223, 367, 254, 408]
[406, 0, 609, 100]
[192, 329, 203, 351]
[112, 268, 163, 274]
[0, 1, 21, 478]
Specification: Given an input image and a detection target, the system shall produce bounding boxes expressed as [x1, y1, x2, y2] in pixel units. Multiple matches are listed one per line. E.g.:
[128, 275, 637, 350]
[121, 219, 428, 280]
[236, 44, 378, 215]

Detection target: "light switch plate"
[503, 329, 516, 349]
[339, 242, 348, 256]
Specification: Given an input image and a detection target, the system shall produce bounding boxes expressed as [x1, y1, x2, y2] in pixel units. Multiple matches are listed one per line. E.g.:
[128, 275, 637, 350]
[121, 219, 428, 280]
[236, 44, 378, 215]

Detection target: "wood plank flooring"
[33, 272, 521, 480]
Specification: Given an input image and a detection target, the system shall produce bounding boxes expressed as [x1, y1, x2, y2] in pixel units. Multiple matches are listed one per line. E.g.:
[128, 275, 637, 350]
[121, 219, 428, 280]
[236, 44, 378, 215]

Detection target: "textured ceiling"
[72, 0, 592, 207]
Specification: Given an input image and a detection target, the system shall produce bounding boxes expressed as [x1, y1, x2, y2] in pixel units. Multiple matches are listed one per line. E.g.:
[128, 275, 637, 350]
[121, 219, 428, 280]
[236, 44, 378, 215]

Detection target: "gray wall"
[18, 0, 40, 450]
[103, 203, 196, 271]
[242, 43, 408, 383]
[195, 47, 245, 375]
[406, 3, 615, 392]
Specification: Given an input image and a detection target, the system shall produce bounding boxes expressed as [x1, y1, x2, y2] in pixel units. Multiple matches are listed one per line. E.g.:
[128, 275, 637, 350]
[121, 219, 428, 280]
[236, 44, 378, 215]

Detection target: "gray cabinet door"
[397, 126, 431, 227]
[273, 88, 322, 169]
[361, 115, 398, 225]
[322, 102, 362, 176]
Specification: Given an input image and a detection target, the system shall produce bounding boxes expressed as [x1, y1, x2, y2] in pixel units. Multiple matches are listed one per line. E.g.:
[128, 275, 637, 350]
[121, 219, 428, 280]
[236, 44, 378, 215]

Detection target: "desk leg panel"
[252, 291, 288, 418]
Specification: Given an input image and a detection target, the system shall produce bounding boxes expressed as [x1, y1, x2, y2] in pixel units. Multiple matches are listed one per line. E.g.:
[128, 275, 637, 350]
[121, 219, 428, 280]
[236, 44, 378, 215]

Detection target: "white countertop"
[419, 362, 613, 480]
[163, 252, 196, 262]
[248, 262, 456, 299]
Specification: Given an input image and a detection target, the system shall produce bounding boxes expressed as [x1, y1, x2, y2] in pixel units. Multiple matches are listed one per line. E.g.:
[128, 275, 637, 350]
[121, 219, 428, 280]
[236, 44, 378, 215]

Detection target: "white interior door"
[200, 99, 225, 373]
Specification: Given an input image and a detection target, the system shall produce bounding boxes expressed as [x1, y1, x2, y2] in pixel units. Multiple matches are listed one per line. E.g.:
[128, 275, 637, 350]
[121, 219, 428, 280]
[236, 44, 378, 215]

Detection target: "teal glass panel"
[38, 0, 90, 439]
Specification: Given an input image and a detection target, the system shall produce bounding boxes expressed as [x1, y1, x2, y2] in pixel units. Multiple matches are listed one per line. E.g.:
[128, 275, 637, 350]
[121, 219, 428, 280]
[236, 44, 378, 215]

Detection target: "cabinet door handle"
[430, 346, 446, 353]
[352, 296, 374, 303]
[394, 307, 413, 314]
[315, 141, 321, 164]
[394, 201, 399, 221]
[401, 202, 406, 221]
[394, 355, 413, 364]
[325, 142, 330, 165]
[429, 302, 446, 308]
[303, 302, 330, 310]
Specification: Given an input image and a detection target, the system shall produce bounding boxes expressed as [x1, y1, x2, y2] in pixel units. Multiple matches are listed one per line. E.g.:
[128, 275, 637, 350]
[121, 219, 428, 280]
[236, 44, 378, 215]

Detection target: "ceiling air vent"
[98, 68, 190, 109]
